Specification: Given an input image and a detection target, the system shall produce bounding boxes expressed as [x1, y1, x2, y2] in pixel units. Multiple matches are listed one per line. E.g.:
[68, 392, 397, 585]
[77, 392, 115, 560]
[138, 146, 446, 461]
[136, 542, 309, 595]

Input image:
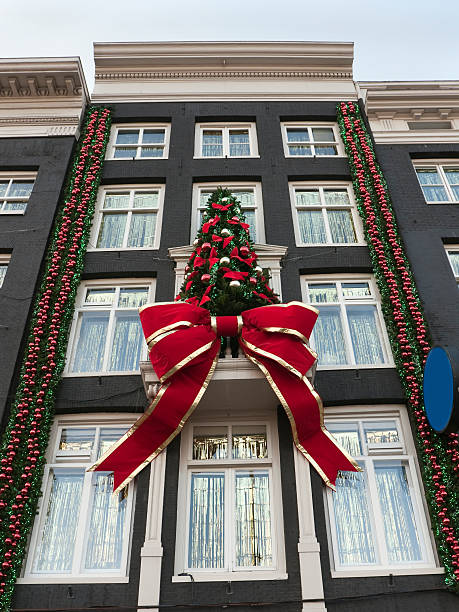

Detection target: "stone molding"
[96, 70, 352, 80]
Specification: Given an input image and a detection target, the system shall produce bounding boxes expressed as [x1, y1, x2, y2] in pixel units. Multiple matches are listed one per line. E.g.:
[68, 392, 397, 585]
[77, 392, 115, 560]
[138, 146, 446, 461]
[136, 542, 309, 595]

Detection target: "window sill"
[285, 154, 346, 159]
[172, 571, 288, 583]
[331, 566, 444, 579]
[193, 156, 260, 160]
[17, 575, 130, 584]
[86, 247, 159, 252]
[106, 157, 168, 161]
[425, 201, 458, 205]
[295, 243, 367, 248]
[0, 211, 26, 215]
[316, 363, 395, 371]
[61, 371, 142, 378]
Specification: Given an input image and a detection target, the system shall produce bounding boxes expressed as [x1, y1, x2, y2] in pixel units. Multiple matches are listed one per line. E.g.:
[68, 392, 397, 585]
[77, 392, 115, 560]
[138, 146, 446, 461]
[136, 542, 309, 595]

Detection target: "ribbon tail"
[89, 341, 220, 493]
[241, 344, 360, 489]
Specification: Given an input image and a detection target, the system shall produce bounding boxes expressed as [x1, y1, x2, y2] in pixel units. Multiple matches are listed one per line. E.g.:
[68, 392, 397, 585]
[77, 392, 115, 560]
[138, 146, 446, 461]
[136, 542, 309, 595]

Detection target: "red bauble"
[201, 274, 211, 283]
[201, 242, 211, 251]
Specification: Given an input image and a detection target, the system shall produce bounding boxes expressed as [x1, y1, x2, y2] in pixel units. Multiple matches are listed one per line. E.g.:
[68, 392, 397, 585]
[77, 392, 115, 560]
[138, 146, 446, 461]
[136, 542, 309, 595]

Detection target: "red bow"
[90, 302, 359, 493]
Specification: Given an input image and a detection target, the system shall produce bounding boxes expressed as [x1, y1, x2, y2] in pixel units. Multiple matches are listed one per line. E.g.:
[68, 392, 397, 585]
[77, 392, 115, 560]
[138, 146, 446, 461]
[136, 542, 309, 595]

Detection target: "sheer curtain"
[189, 473, 225, 568]
[416, 170, 448, 201]
[109, 313, 143, 371]
[84, 473, 127, 570]
[73, 313, 108, 372]
[202, 131, 223, 157]
[0, 265, 7, 288]
[229, 131, 250, 156]
[445, 169, 459, 199]
[347, 305, 384, 365]
[375, 464, 422, 562]
[298, 210, 326, 243]
[235, 472, 272, 567]
[328, 210, 356, 243]
[33, 469, 84, 572]
[97, 214, 127, 248]
[313, 307, 347, 365]
[127, 212, 156, 247]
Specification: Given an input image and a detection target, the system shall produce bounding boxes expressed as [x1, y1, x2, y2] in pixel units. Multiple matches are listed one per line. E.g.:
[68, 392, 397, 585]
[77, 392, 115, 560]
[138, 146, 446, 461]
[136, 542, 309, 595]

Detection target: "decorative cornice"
[169, 243, 288, 261]
[96, 70, 352, 80]
[0, 116, 78, 125]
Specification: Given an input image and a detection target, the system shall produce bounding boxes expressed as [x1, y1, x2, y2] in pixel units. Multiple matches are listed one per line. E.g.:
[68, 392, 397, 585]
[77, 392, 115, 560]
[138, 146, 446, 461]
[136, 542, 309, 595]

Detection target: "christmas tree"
[176, 187, 278, 315]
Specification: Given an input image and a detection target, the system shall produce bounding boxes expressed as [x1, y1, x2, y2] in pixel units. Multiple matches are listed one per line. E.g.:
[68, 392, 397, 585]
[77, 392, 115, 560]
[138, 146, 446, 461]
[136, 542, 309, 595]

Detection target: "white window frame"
[194, 123, 259, 159]
[413, 161, 459, 204]
[0, 253, 11, 288]
[446, 245, 459, 287]
[106, 124, 170, 160]
[301, 274, 393, 370]
[289, 181, 365, 247]
[89, 185, 165, 251]
[191, 182, 265, 244]
[0, 171, 36, 215]
[281, 122, 344, 158]
[20, 412, 137, 583]
[64, 278, 155, 377]
[174, 413, 287, 582]
[324, 404, 442, 578]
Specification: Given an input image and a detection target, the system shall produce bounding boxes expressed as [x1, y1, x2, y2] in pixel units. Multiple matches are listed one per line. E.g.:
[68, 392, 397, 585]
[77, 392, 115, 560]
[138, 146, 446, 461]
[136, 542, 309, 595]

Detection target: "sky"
[3, 0, 459, 90]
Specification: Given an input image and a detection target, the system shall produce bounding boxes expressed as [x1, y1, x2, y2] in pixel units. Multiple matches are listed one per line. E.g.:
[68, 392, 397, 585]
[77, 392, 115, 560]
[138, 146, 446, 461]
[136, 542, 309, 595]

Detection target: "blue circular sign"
[423, 346, 459, 434]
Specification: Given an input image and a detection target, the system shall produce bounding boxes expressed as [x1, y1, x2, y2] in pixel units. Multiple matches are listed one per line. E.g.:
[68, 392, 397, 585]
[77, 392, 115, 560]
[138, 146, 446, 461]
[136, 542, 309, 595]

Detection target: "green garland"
[338, 101, 459, 590]
[0, 106, 111, 610]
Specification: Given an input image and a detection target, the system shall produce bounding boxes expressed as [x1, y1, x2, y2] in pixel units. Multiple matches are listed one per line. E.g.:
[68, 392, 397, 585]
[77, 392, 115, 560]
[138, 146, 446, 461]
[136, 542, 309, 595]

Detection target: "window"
[65, 279, 155, 375]
[290, 183, 363, 246]
[90, 186, 164, 250]
[107, 124, 170, 159]
[0, 173, 35, 214]
[281, 123, 343, 157]
[21, 417, 135, 582]
[195, 123, 258, 158]
[0, 254, 10, 288]
[325, 407, 437, 575]
[407, 121, 452, 130]
[302, 275, 392, 368]
[446, 246, 459, 288]
[414, 163, 459, 203]
[175, 417, 286, 581]
[192, 183, 265, 244]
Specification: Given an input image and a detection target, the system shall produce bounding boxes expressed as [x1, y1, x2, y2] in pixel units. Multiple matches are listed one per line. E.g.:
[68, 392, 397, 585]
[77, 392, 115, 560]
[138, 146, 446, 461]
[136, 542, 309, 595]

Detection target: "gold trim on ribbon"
[210, 316, 218, 335]
[160, 340, 216, 383]
[236, 315, 243, 335]
[240, 337, 304, 380]
[138, 300, 190, 314]
[271, 300, 319, 315]
[261, 326, 309, 345]
[145, 321, 194, 347]
[108, 346, 220, 494]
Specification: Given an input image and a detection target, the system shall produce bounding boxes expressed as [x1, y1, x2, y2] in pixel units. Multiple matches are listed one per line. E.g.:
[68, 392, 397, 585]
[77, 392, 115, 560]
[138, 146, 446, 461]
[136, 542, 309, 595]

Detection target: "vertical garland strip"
[0, 106, 111, 609]
[338, 101, 459, 591]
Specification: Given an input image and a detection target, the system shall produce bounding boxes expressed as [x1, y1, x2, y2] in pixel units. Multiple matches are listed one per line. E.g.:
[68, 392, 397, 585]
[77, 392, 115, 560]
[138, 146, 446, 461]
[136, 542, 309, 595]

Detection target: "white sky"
[3, 0, 459, 91]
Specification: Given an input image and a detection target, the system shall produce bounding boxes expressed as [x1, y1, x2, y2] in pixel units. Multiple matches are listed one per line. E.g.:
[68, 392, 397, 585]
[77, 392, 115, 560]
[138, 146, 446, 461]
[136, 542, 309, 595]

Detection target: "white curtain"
[298, 210, 326, 243]
[189, 473, 225, 568]
[0, 265, 7, 288]
[73, 313, 108, 372]
[229, 131, 250, 156]
[347, 305, 384, 365]
[445, 169, 459, 199]
[235, 472, 272, 567]
[328, 210, 356, 243]
[97, 213, 127, 248]
[127, 212, 156, 247]
[313, 307, 347, 365]
[202, 131, 223, 157]
[416, 170, 448, 201]
[109, 313, 143, 371]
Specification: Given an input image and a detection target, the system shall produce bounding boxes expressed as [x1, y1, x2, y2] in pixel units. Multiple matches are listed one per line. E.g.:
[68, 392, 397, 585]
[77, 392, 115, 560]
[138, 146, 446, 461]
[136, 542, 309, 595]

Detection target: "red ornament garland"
[338, 101, 459, 589]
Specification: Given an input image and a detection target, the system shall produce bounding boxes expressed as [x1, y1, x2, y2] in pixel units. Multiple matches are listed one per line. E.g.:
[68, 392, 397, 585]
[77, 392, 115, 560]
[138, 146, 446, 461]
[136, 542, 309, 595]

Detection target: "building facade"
[0, 42, 458, 612]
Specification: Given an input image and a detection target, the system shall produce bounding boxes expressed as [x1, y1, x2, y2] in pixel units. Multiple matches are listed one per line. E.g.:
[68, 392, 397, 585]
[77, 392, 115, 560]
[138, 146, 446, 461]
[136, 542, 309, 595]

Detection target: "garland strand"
[0, 106, 111, 610]
[337, 101, 459, 590]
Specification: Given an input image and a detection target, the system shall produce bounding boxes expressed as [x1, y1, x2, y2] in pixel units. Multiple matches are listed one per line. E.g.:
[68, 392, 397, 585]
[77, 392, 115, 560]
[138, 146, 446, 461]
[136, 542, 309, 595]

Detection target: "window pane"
[109, 313, 143, 371]
[2, 201, 28, 212]
[342, 282, 371, 298]
[286, 128, 309, 142]
[85, 288, 115, 305]
[0, 265, 7, 288]
[229, 130, 250, 156]
[103, 194, 130, 209]
[242, 209, 256, 242]
[328, 210, 357, 243]
[113, 147, 136, 159]
[9, 181, 34, 197]
[140, 146, 164, 158]
[133, 192, 159, 208]
[235, 472, 272, 567]
[115, 130, 139, 145]
[313, 306, 347, 365]
[72, 313, 109, 372]
[375, 463, 422, 563]
[346, 305, 385, 365]
[98, 428, 129, 459]
[333, 470, 376, 566]
[324, 190, 350, 206]
[232, 427, 267, 459]
[288, 145, 312, 156]
[142, 129, 165, 144]
[421, 185, 449, 202]
[193, 427, 228, 460]
[447, 251, 459, 276]
[231, 190, 255, 206]
[59, 428, 95, 453]
[33, 469, 84, 572]
[189, 473, 225, 568]
[0, 181, 8, 196]
[200, 191, 212, 207]
[202, 130, 223, 157]
[84, 473, 127, 570]
[327, 423, 361, 456]
[127, 212, 157, 247]
[97, 213, 127, 248]
[295, 190, 321, 206]
[298, 210, 326, 244]
[308, 283, 338, 303]
[364, 421, 400, 445]
[312, 128, 335, 142]
[118, 287, 149, 308]
[416, 169, 443, 185]
[314, 145, 338, 155]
